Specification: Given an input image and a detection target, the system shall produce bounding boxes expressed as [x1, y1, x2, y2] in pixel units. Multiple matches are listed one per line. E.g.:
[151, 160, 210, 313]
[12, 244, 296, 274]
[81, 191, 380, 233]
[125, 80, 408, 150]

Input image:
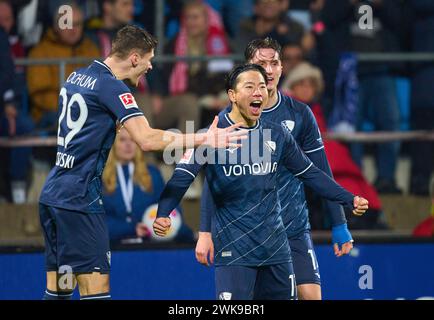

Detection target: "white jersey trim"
[120, 112, 144, 124]
[293, 162, 313, 177]
[175, 167, 197, 179]
[304, 146, 325, 154]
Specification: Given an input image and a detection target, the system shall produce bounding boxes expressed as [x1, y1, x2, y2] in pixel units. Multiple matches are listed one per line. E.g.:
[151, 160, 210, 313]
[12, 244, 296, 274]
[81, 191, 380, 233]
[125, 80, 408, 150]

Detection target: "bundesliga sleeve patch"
[119, 93, 138, 109]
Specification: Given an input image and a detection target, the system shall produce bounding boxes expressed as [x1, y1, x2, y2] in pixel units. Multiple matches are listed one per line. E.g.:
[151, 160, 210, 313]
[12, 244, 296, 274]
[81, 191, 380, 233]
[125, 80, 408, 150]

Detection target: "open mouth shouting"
[249, 100, 263, 116]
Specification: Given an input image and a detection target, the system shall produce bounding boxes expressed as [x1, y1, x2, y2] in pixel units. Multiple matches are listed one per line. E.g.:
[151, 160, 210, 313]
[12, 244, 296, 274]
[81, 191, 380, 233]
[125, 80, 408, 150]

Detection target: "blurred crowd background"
[0, 0, 433, 245]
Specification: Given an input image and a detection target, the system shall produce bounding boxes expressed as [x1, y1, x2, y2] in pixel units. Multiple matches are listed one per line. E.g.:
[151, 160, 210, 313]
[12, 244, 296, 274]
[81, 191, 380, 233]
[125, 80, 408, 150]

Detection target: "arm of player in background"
[123, 115, 247, 152]
[307, 150, 353, 256]
[196, 179, 215, 266]
[300, 107, 353, 255]
[199, 179, 214, 233]
[98, 78, 246, 152]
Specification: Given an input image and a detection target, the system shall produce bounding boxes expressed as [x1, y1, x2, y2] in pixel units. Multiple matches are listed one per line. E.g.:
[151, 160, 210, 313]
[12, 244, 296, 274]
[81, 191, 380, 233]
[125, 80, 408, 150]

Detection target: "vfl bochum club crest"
[281, 120, 295, 133]
[264, 140, 276, 154]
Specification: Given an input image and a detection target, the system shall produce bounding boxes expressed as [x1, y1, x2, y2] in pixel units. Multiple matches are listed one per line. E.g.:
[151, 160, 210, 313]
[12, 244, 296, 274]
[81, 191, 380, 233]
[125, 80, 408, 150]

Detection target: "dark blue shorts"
[39, 203, 111, 274]
[289, 230, 321, 285]
[215, 262, 297, 300]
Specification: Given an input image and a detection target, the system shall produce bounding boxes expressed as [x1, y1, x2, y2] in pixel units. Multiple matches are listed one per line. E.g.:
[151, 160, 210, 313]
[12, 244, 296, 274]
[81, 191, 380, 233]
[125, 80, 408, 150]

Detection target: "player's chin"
[248, 108, 261, 120]
[267, 81, 277, 91]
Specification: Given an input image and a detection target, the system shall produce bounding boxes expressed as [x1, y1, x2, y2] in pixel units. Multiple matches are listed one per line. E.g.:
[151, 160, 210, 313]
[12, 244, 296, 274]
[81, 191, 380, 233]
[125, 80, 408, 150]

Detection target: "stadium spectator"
[135, 0, 184, 40]
[0, 0, 34, 204]
[234, 0, 314, 54]
[349, 0, 405, 194]
[10, 0, 50, 48]
[279, 40, 305, 87]
[86, 0, 134, 58]
[49, 0, 100, 22]
[409, 0, 434, 196]
[311, 0, 406, 193]
[27, 2, 99, 133]
[102, 127, 195, 244]
[310, 0, 352, 119]
[150, 0, 232, 132]
[282, 62, 386, 229]
[205, 0, 254, 38]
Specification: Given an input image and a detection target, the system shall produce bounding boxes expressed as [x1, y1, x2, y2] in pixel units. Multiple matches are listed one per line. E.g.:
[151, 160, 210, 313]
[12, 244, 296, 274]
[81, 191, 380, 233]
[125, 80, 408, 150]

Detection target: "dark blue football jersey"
[261, 92, 324, 236]
[39, 60, 144, 213]
[214, 92, 330, 237]
[157, 112, 354, 267]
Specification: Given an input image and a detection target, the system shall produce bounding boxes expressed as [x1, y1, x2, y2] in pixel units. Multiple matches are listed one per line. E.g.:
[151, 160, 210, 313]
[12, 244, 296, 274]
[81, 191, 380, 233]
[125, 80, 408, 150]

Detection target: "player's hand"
[195, 232, 214, 266]
[204, 116, 248, 149]
[333, 241, 353, 257]
[153, 217, 171, 237]
[352, 196, 368, 216]
[136, 223, 150, 238]
[332, 223, 353, 258]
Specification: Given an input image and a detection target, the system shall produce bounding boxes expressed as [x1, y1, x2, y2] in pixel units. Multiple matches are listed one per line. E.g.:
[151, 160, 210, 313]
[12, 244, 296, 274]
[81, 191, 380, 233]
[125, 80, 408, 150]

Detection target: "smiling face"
[250, 48, 282, 91]
[129, 49, 154, 87]
[228, 70, 268, 126]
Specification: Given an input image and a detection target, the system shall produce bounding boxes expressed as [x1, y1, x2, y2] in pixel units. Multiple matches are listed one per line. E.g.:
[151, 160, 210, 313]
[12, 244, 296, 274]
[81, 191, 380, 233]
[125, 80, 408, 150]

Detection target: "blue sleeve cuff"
[332, 223, 353, 246]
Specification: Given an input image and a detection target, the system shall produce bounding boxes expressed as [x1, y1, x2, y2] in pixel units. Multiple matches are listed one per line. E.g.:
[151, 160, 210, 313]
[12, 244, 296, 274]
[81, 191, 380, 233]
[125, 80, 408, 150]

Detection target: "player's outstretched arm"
[123, 115, 247, 152]
[195, 179, 215, 265]
[282, 129, 369, 213]
[296, 164, 369, 215]
[154, 154, 203, 237]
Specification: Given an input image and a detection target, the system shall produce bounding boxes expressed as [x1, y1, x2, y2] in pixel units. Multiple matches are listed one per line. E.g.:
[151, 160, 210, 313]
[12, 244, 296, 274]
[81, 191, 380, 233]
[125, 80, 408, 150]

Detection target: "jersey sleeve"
[281, 128, 354, 208]
[307, 149, 347, 226]
[293, 106, 347, 225]
[98, 77, 144, 124]
[199, 178, 215, 232]
[157, 148, 205, 218]
[299, 106, 324, 154]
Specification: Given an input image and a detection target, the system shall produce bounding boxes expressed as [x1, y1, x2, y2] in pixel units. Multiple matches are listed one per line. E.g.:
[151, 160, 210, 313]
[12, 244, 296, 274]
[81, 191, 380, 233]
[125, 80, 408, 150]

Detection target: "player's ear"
[227, 89, 236, 103]
[131, 52, 139, 68]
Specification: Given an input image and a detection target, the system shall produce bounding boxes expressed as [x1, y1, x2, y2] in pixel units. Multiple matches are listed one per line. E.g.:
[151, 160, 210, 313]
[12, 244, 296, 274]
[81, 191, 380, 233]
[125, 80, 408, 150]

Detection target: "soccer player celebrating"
[195, 38, 357, 300]
[38, 25, 246, 300]
[153, 64, 368, 300]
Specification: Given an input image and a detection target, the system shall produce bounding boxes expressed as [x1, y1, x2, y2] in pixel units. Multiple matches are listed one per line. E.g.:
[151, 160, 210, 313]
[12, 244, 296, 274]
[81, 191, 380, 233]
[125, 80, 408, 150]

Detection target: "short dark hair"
[109, 25, 157, 59]
[225, 64, 268, 92]
[244, 37, 282, 62]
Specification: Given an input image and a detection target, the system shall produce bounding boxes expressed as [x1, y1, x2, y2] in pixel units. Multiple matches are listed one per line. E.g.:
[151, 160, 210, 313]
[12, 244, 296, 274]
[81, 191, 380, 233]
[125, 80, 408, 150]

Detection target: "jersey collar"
[94, 60, 116, 78]
[224, 113, 260, 131]
[262, 91, 282, 114]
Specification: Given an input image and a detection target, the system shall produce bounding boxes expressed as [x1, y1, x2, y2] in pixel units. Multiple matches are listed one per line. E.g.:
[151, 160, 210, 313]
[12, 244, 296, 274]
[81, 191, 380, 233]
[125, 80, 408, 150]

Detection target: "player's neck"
[229, 106, 257, 128]
[264, 88, 278, 110]
[103, 56, 130, 80]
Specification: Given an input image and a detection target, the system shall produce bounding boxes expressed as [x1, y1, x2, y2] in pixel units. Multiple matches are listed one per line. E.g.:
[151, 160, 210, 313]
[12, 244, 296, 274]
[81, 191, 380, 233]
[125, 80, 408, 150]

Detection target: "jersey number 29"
[57, 88, 88, 148]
